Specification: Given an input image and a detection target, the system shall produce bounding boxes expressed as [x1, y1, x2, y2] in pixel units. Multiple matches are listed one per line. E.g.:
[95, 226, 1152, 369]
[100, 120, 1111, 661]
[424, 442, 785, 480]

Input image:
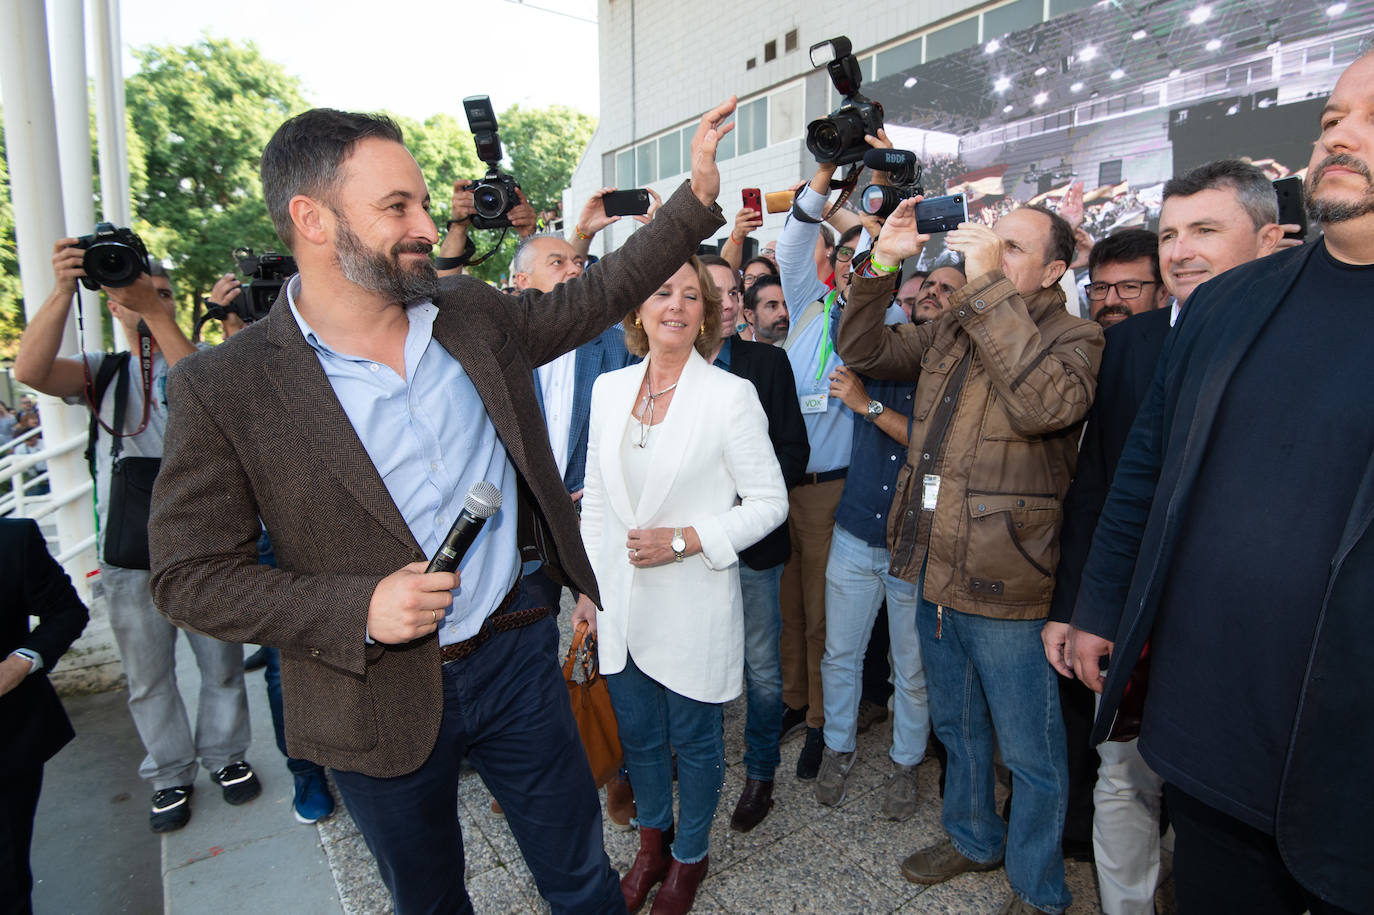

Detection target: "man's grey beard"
[1306, 154, 1374, 225]
[334, 215, 439, 303]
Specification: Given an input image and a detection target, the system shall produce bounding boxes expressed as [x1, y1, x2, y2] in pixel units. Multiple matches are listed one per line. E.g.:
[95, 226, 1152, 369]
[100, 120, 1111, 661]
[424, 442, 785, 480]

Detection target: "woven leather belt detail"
[439, 585, 548, 664]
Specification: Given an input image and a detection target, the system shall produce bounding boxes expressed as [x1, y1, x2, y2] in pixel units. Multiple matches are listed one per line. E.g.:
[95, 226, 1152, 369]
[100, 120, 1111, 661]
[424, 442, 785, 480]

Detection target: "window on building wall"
[717, 124, 736, 161]
[925, 19, 978, 63]
[875, 37, 923, 80]
[785, 29, 798, 53]
[735, 97, 769, 156]
[681, 128, 693, 172]
[636, 143, 657, 184]
[983, 0, 1041, 41]
[1050, 0, 1096, 16]
[770, 85, 804, 146]
[765, 40, 777, 62]
[747, 57, 756, 70]
[659, 133, 681, 177]
[603, 152, 616, 187]
[617, 149, 635, 187]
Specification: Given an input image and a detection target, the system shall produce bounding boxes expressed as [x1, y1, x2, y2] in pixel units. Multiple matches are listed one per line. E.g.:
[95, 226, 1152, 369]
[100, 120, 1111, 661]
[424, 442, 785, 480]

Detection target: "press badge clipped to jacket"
[922, 474, 941, 511]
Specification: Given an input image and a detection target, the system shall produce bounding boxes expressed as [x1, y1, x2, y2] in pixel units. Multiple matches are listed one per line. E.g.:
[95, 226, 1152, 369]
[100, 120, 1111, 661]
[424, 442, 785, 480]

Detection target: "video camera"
[859, 149, 925, 219]
[73, 223, 150, 290]
[210, 248, 296, 326]
[806, 37, 885, 166]
[462, 95, 521, 230]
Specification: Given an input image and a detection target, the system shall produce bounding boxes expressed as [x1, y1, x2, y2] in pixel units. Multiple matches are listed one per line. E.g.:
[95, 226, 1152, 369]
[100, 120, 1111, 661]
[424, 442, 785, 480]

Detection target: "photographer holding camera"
[13, 235, 257, 835]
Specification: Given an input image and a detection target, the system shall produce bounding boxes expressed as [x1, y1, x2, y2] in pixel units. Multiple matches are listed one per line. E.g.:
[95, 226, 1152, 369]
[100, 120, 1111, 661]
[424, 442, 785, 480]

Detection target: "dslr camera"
[73, 223, 150, 290]
[806, 37, 885, 166]
[860, 149, 925, 220]
[223, 248, 297, 324]
[462, 95, 521, 230]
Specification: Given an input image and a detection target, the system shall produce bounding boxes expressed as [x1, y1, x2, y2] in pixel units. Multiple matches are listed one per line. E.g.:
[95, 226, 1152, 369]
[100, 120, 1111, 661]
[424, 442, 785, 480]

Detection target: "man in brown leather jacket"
[838, 200, 1103, 915]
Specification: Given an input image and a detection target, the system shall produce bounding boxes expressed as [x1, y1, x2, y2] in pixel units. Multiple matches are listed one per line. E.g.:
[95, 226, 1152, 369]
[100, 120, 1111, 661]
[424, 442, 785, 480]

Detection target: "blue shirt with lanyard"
[785, 288, 852, 474]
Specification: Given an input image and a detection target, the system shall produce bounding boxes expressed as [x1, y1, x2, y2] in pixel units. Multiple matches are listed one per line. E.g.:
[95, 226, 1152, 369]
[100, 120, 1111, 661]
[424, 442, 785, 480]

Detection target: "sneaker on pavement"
[997, 893, 1047, 914]
[882, 762, 920, 821]
[900, 839, 1002, 885]
[796, 726, 825, 780]
[856, 698, 889, 734]
[814, 746, 856, 806]
[212, 760, 262, 806]
[292, 769, 335, 824]
[779, 704, 809, 742]
[150, 785, 194, 833]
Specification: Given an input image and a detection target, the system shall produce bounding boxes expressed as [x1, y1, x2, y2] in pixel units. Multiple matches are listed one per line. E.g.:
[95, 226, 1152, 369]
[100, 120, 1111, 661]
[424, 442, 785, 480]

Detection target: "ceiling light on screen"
[1189, 5, 1212, 24]
[1003, 104, 1014, 113]
[1034, 92, 1049, 105]
[1071, 81, 1084, 92]
[1132, 29, 1147, 40]
[1170, 68, 1183, 77]
[1110, 68, 1125, 79]
[1079, 45, 1099, 62]
[986, 39, 1001, 54]
[1206, 38, 1222, 51]
[1326, 1, 1347, 14]
[994, 76, 1012, 93]
[1035, 66, 1049, 76]
[904, 77, 918, 88]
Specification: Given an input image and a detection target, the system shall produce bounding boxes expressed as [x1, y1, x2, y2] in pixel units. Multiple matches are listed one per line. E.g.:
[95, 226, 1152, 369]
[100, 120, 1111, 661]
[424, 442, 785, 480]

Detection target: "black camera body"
[860, 149, 926, 220]
[73, 223, 150, 290]
[806, 37, 885, 166]
[462, 95, 521, 230]
[227, 247, 296, 323]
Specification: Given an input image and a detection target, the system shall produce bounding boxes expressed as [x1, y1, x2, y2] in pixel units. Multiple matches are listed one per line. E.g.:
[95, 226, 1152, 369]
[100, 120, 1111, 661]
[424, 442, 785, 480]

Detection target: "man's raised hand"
[871, 197, 931, 269]
[689, 97, 738, 207]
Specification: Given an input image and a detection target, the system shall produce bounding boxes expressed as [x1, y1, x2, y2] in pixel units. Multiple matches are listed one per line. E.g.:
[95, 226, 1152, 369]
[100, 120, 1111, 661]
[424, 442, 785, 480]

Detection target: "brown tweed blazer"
[148, 181, 724, 777]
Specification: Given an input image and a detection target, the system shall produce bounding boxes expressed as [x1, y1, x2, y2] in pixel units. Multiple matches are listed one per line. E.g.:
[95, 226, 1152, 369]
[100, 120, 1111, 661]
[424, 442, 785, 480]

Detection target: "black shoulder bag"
[100, 326, 161, 569]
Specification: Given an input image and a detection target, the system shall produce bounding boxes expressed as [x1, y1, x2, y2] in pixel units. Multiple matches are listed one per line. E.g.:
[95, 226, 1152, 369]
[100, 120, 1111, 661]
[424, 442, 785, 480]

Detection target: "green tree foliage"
[125, 36, 306, 340]
[0, 120, 24, 359]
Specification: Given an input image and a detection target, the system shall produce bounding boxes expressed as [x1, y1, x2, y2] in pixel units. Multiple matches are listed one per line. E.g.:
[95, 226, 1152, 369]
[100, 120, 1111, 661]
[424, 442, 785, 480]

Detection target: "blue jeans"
[916, 589, 1071, 913]
[738, 563, 784, 780]
[330, 591, 623, 915]
[605, 654, 724, 864]
[262, 648, 327, 778]
[820, 525, 930, 764]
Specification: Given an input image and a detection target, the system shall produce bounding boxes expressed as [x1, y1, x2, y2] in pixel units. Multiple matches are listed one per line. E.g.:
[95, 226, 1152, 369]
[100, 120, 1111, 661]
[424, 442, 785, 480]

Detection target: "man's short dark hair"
[742, 255, 779, 278]
[1087, 229, 1162, 284]
[1162, 159, 1279, 230]
[260, 108, 406, 247]
[698, 254, 743, 295]
[743, 275, 782, 312]
[1020, 204, 1076, 266]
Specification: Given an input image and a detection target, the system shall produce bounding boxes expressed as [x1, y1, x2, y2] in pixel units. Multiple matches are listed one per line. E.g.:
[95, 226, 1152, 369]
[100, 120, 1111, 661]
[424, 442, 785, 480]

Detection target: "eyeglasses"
[743, 273, 765, 287]
[835, 245, 856, 262]
[1086, 280, 1159, 301]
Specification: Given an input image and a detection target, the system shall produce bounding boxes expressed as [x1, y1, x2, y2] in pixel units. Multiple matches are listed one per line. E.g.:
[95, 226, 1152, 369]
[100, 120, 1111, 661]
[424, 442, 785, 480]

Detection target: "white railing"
[0, 427, 95, 555]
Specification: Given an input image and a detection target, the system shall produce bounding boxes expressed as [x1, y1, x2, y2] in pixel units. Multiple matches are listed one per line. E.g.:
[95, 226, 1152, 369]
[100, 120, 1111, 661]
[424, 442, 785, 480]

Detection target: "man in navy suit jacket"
[1, 518, 89, 912]
[1067, 53, 1374, 913]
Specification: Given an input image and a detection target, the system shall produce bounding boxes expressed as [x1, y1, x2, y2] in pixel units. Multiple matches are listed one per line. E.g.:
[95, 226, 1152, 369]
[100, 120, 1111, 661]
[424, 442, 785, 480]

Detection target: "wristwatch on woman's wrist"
[671, 527, 686, 562]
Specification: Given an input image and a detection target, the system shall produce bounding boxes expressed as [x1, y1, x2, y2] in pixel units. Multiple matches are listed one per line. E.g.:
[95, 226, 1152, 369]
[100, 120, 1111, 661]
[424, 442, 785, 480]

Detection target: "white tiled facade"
[567, 0, 992, 254]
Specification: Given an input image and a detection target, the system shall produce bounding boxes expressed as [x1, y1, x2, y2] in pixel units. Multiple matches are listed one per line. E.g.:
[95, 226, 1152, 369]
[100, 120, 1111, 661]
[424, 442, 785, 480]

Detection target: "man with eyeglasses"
[1083, 229, 1169, 328]
[1044, 159, 1284, 914]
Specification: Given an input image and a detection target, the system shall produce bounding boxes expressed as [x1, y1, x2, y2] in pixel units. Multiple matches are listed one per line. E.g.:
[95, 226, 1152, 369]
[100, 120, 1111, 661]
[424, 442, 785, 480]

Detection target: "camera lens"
[860, 185, 907, 220]
[83, 241, 144, 288]
[473, 184, 508, 219]
[806, 119, 843, 162]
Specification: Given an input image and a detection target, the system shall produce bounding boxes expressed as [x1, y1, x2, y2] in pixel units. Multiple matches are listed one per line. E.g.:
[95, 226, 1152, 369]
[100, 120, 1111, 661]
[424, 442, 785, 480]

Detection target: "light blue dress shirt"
[286, 277, 520, 645]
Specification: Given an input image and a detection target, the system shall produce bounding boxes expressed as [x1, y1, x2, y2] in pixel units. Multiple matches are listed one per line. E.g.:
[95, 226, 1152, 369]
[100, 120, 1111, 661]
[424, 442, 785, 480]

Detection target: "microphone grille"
[465, 481, 503, 519]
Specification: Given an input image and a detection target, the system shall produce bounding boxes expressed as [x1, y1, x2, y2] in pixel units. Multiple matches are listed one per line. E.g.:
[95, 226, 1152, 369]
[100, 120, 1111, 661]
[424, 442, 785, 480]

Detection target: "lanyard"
[814, 289, 840, 382]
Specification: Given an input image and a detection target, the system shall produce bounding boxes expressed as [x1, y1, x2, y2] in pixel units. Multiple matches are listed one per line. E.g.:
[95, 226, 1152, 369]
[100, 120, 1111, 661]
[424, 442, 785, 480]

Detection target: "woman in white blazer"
[572, 257, 787, 914]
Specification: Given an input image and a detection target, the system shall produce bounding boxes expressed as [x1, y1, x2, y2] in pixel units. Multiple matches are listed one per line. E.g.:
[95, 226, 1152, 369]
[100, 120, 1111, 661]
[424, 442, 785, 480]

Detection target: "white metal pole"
[90, 0, 129, 351]
[49, 0, 104, 345]
[0, 0, 100, 592]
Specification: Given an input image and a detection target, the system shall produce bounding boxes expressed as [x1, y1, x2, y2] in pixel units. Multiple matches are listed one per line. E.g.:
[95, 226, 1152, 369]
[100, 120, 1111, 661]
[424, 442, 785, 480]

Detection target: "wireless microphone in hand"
[426, 481, 502, 574]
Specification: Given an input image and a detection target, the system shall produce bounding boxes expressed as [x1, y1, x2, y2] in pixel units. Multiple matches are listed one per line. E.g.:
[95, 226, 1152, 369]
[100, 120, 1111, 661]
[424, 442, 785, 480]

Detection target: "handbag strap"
[563, 621, 602, 684]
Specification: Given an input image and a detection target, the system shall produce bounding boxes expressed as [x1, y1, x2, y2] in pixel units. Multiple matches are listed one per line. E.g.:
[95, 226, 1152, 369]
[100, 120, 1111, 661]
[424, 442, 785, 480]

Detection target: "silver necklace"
[635, 378, 678, 448]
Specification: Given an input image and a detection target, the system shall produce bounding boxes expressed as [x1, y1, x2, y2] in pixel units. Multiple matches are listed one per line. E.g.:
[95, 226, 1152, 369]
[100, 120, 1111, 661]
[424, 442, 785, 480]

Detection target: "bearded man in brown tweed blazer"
[148, 101, 733, 914]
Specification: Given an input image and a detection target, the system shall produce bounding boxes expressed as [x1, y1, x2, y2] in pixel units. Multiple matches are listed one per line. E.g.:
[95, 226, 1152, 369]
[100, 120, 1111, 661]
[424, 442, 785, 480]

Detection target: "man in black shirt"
[1069, 52, 1374, 913]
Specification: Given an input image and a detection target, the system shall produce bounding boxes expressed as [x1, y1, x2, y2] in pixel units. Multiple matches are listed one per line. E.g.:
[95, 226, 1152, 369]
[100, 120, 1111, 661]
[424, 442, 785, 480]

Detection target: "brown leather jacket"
[837, 270, 1103, 620]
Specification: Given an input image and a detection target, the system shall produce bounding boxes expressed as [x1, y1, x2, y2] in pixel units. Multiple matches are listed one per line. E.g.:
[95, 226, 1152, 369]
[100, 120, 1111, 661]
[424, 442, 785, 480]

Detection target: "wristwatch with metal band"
[672, 527, 686, 562]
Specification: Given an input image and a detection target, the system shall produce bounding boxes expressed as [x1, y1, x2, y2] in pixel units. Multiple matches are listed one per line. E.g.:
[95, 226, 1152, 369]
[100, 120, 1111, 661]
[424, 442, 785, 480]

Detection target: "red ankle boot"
[648, 855, 709, 914]
[621, 825, 673, 913]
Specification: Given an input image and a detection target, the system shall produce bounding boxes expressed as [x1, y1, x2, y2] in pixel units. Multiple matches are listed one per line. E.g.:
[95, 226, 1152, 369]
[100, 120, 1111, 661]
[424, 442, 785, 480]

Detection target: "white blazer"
[581, 349, 788, 703]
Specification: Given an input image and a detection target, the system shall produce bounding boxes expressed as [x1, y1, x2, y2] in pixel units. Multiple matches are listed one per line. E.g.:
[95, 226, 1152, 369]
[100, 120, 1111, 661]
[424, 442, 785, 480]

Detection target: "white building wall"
[568, 0, 989, 256]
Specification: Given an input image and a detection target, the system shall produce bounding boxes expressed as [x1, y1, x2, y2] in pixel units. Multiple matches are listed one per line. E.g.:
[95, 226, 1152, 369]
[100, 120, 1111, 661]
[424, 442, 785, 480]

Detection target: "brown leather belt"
[438, 583, 549, 664]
